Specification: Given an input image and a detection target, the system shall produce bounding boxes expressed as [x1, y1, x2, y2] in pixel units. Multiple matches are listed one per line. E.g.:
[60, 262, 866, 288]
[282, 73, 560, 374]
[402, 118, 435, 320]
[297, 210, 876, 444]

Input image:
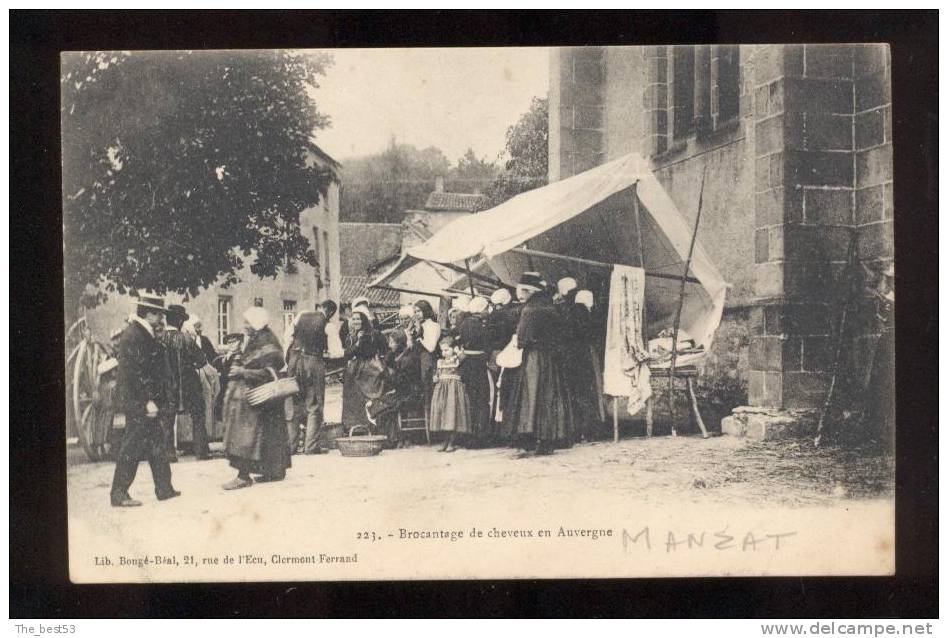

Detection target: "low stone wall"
[721, 406, 818, 441]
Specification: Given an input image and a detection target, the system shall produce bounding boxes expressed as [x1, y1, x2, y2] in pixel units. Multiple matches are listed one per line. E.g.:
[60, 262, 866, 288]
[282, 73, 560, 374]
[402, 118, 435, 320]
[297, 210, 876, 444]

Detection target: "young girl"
[428, 335, 472, 452]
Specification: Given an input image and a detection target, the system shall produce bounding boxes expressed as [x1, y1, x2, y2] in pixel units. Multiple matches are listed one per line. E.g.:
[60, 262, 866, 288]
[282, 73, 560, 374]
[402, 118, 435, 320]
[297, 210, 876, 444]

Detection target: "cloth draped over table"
[603, 265, 652, 415]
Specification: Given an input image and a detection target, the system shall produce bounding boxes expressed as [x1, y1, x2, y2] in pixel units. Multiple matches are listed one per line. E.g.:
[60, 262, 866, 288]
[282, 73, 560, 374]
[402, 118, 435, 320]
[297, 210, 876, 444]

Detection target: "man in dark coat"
[161, 304, 209, 459]
[109, 296, 180, 507]
[286, 299, 336, 454]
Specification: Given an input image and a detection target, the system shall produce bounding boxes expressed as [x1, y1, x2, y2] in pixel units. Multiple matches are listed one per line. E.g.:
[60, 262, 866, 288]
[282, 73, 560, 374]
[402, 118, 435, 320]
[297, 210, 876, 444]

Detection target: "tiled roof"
[340, 275, 401, 309]
[424, 191, 490, 212]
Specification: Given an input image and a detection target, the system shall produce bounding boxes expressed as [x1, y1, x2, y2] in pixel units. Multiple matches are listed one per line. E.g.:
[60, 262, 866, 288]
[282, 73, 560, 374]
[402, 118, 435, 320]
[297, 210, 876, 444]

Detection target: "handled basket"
[246, 368, 300, 407]
[336, 425, 387, 457]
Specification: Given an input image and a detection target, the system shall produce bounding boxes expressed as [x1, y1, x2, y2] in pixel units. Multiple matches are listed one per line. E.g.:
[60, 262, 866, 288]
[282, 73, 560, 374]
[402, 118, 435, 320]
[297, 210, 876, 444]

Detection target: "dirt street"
[66, 384, 894, 581]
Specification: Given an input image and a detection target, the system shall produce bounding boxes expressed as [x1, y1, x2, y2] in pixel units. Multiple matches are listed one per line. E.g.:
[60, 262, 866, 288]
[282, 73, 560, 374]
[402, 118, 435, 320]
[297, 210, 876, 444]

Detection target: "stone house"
[85, 143, 343, 349]
[549, 44, 893, 429]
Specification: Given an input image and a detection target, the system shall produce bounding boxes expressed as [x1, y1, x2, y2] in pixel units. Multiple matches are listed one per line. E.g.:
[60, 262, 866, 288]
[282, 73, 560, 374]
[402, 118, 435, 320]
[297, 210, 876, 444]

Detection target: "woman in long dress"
[341, 310, 387, 432]
[456, 297, 492, 444]
[487, 289, 523, 441]
[221, 307, 291, 490]
[506, 272, 575, 454]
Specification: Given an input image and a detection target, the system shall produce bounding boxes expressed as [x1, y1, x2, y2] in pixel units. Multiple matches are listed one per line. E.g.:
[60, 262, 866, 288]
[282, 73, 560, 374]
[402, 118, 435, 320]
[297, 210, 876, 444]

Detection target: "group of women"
[339, 272, 605, 456]
[217, 270, 606, 490]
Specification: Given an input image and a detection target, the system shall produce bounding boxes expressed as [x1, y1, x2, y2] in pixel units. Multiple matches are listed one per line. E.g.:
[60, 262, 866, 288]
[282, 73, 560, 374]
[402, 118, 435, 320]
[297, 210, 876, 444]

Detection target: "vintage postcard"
[63, 44, 895, 583]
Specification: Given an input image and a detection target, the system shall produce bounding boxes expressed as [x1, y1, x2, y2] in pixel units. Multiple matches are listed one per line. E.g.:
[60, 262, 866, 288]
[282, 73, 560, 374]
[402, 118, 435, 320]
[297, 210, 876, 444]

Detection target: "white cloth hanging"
[603, 265, 652, 415]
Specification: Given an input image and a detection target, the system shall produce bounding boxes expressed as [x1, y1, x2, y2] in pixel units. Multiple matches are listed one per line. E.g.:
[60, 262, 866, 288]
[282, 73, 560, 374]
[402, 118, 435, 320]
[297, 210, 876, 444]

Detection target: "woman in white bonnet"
[221, 307, 290, 490]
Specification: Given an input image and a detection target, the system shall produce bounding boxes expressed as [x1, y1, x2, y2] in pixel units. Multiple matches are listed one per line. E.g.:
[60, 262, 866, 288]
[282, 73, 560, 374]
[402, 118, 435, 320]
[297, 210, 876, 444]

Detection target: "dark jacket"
[517, 292, 563, 353]
[117, 320, 167, 417]
[288, 310, 328, 357]
[160, 327, 206, 412]
[198, 335, 217, 366]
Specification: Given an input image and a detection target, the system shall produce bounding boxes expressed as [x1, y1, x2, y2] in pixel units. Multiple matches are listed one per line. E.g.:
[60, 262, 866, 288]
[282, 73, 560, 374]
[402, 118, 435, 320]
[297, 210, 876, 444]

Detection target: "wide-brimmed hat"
[517, 272, 546, 292]
[136, 295, 166, 313]
[166, 304, 189, 321]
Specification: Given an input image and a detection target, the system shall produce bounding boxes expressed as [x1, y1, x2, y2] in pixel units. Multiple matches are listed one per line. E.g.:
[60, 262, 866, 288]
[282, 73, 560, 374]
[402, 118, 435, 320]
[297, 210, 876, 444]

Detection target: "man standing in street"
[109, 296, 180, 507]
[161, 304, 209, 460]
[287, 299, 337, 454]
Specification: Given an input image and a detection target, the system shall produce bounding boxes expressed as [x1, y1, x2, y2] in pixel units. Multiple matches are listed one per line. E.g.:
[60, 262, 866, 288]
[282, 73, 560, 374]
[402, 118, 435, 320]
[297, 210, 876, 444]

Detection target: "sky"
[308, 47, 550, 164]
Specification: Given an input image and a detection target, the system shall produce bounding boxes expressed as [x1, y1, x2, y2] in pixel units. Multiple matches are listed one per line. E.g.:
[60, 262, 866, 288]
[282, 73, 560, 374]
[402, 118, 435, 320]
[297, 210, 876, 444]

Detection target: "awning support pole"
[631, 185, 653, 439]
[372, 284, 450, 299]
[668, 164, 708, 438]
[435, 260, 511, 290]
[464, 258, 477, 297]
[509, 247, 701, 285]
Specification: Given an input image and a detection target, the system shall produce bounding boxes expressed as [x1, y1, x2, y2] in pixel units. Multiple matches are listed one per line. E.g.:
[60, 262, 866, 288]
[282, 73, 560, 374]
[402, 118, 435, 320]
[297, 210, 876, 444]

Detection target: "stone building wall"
[549, 44, 893, 425]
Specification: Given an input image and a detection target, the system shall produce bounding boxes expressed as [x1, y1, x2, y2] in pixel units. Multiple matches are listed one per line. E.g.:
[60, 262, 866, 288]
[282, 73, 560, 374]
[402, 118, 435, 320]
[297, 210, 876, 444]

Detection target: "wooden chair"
[396, 400, 430, 445]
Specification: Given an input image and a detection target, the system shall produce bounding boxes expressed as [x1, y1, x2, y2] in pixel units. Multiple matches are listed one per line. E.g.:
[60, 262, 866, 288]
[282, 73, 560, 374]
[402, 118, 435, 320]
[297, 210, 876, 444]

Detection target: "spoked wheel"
[72, 336, 109, 462]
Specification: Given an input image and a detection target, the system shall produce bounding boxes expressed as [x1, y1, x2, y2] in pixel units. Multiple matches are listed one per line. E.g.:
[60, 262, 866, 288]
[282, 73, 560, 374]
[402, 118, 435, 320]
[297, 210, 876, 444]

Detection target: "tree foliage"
[339, 142, 449, 223]
[339, 143, 498, 223]
[486, 96, 549, 206]
[61, 50, 334, 309]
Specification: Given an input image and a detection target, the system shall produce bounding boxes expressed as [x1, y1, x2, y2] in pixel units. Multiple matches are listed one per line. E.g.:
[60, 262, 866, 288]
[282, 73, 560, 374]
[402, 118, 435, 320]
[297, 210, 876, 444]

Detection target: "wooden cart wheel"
[73, 338, 106, 462]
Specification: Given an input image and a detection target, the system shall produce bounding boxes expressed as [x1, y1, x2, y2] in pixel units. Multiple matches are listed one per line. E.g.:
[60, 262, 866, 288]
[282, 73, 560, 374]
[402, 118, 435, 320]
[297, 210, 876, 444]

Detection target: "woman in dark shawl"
[341, 310, 388, 432]
[221, 307, 290, 490]
[456, 297, 492, 445]
[371, 330, 422, 446]
[506, 272, 575, 454]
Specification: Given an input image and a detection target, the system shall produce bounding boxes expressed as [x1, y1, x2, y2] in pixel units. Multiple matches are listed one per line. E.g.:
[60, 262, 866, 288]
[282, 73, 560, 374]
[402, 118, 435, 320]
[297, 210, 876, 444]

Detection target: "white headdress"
[243, 306, 270, 331]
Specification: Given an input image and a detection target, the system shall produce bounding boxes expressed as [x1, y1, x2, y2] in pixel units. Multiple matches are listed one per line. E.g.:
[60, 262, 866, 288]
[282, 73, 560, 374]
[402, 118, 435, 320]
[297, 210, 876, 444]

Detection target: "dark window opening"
[672, 46, 695, 139]
[718, 46, 741, 124]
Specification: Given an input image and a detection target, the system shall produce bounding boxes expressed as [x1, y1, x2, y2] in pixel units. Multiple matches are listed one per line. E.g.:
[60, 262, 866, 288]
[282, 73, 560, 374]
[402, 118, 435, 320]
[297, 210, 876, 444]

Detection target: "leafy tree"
[61, 50, 334, 312]
[486, 96, 549, 206]
[339, 141, 453, 223]
[448, 147, 498, 192]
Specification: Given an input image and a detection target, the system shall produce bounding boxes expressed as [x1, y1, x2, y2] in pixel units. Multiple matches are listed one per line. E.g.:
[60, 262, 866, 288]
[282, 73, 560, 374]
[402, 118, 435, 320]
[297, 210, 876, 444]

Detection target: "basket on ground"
[336, 425, 387, 457]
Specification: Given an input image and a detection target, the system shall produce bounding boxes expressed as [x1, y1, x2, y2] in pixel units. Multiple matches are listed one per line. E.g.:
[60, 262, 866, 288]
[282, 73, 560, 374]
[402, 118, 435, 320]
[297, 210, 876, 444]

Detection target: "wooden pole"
[631, 185, 653, 437]
[464, 258, 477, 297]
[668, 164, 708, 437]
[613, 397, 619, 443]
[814, 231, 861, 448]
[509, 247, 702, 285]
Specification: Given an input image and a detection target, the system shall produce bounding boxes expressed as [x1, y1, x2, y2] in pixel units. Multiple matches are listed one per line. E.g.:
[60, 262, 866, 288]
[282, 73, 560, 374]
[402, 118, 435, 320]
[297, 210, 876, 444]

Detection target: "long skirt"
[498, 366, 521, 438]
[564, 344, 605, 440]
[342, 371, 373, 432]
[459, 355, 491, 440]
[507, 348, 574, 445]
[429, 377, 472, 433]
[223, 381, 291, 479]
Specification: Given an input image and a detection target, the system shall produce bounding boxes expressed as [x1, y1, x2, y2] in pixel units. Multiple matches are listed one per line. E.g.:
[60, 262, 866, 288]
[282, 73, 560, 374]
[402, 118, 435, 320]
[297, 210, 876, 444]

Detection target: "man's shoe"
[156, 489, 182, 501]
[111, 497, 143, 507]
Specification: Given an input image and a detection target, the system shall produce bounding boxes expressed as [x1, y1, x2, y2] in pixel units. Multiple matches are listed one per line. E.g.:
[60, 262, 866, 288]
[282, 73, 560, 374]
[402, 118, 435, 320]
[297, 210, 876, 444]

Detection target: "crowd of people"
[106, 271, 607, 507]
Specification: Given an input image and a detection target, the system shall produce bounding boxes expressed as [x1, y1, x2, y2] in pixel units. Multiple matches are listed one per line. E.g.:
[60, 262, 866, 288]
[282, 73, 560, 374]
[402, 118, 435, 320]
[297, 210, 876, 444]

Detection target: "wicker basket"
[336, 425, 387, 457]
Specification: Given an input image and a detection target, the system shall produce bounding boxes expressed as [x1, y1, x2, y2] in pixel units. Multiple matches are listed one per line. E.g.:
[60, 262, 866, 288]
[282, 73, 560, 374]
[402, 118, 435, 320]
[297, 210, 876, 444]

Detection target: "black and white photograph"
[51, 35, 906, 584]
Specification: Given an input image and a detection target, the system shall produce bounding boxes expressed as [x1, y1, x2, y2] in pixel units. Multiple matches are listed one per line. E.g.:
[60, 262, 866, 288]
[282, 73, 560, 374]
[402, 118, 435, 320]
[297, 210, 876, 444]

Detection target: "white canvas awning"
[370, 153, 728, 349]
